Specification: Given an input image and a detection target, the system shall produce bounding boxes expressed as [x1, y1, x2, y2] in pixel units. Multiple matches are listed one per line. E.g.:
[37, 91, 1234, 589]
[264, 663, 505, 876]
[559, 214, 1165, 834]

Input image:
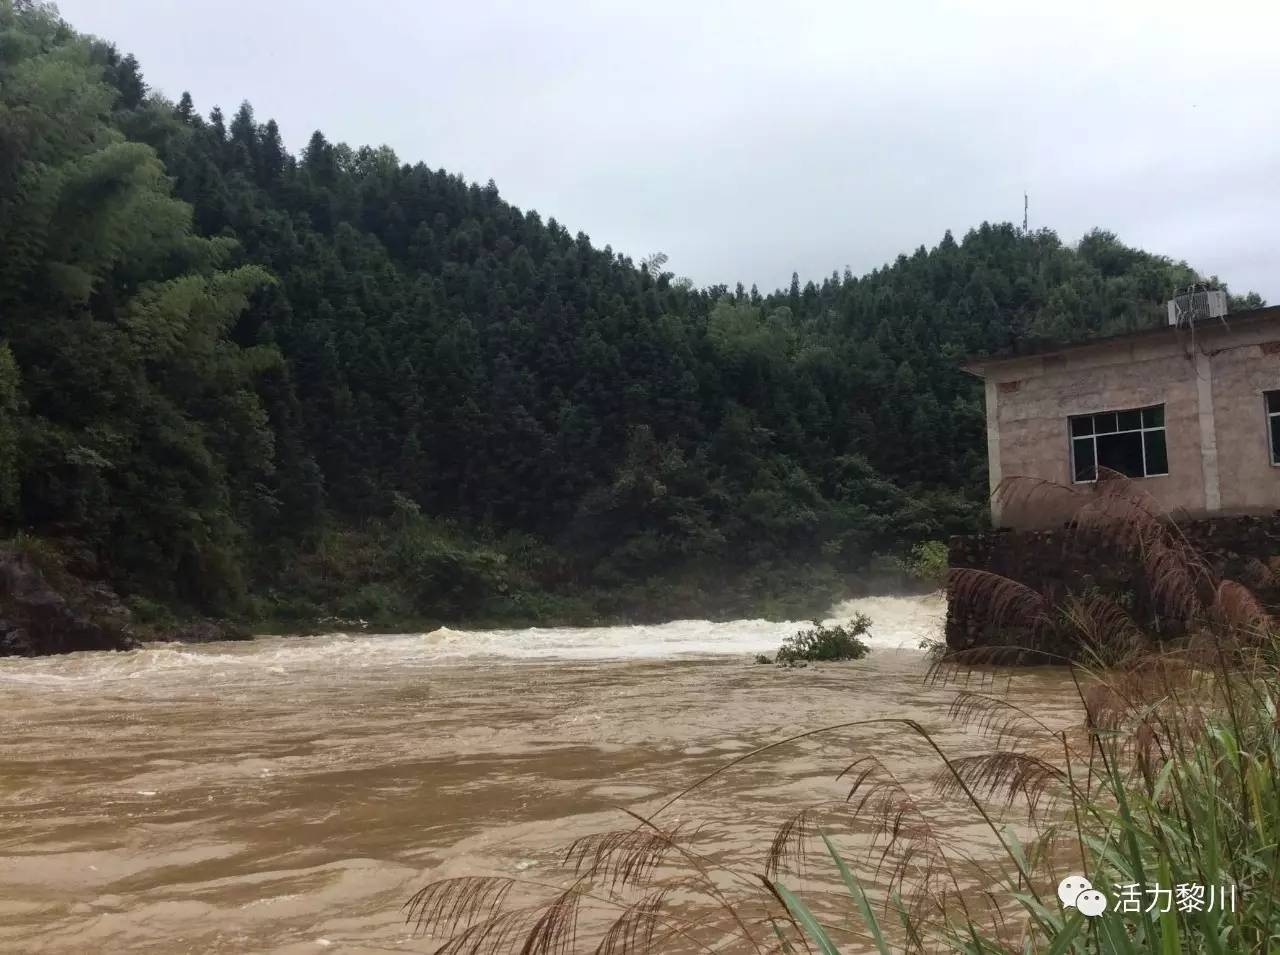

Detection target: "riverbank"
[0, 532, 937, 657]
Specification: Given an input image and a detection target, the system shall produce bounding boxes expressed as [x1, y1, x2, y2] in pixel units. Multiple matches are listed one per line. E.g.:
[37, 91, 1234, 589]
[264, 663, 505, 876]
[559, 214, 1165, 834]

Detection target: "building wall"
[1210, 340, 1280, 511]
[979, 321, 1280, 529]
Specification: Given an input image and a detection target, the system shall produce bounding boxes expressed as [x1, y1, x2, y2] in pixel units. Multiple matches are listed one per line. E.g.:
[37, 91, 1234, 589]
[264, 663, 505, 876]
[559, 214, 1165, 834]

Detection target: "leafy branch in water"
[756, 614, 872, 665]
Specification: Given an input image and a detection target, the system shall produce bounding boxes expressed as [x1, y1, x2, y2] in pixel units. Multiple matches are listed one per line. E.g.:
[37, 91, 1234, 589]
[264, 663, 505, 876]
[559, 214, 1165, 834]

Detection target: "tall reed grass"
[404, 473, 1279, 953]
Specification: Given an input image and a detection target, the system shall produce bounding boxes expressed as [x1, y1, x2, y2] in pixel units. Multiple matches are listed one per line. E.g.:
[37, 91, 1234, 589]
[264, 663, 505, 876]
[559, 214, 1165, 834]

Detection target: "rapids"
[0, 593, 1079, 953]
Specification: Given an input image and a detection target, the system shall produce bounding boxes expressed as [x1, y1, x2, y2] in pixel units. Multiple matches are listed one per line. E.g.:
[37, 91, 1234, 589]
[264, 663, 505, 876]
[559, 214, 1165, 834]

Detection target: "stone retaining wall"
[945, 514, 1280, 657]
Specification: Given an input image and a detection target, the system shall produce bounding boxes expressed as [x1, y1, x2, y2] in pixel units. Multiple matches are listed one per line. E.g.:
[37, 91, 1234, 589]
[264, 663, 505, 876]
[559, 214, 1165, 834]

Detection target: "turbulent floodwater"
[0, 594, 1080, 953]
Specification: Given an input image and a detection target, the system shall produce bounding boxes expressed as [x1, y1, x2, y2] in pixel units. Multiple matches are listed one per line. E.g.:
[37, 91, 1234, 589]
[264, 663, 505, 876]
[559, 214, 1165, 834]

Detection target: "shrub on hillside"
[899, 539, 948, 587]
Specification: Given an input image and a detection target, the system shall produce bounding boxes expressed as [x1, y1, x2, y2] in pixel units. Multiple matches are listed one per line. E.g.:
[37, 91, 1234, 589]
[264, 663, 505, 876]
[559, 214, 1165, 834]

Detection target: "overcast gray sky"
[57, 0, 1280, 301]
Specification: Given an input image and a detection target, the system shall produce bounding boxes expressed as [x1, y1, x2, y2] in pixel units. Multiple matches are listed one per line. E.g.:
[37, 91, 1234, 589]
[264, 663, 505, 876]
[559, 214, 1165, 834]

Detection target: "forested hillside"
[0, 2, 1262, 628]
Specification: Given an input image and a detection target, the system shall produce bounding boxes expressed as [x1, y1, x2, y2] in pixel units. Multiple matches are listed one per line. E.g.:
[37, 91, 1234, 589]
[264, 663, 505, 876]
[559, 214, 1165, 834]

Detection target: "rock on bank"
[0, 550, 138, 656]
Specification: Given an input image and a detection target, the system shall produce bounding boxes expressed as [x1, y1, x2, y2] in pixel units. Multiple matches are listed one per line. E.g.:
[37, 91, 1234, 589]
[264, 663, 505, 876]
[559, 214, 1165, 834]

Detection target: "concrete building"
[964, 303, 1280, 530]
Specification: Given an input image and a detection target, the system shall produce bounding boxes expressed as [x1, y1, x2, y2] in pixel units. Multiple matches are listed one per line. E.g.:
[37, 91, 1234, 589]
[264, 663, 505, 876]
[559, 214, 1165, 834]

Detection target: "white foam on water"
[0, 593, 944, 686]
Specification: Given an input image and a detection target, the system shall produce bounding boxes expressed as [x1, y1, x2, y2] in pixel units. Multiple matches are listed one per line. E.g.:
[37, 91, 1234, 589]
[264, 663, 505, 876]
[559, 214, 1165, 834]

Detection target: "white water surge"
[0, 593, 943, 688]
[421, 593, 942, 661]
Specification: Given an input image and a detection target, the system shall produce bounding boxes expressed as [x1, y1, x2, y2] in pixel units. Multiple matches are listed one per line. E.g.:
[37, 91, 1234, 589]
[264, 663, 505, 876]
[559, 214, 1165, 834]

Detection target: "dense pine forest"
[0, 2, 1263, 630]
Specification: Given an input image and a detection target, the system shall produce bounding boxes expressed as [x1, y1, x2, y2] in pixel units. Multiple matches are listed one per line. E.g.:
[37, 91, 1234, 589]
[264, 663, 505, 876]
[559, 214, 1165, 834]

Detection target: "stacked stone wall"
[946, 515, 1280, 658]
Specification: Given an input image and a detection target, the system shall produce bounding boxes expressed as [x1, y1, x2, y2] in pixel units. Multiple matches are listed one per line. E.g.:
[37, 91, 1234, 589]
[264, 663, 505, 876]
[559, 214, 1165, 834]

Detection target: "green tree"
[0, 0, 1261, 625]
[0, 343, 20, 521]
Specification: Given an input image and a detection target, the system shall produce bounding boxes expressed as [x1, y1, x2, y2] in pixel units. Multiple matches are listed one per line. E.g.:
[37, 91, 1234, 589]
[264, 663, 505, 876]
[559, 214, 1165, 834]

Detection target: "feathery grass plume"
[592, 885, 682, 955]
[519, 885, 586, 955]
[404, 876, 519, 937]
[1240, 556, 1277, 590]
[990, 474, 1080, 529]
[563, 825, 686, 890]
[1212, 578, 1272, 633]
[431, 907, 554, 955]
[763, 809, 816, 881]
[946, 569, 1049, 634]
[1069, 466, 1165, 550]
[1058, 593, 1149, 665]
[947, 690, 1055, 748]
[932, 750, 1065, 820]
[1142, 534, 1213, 623]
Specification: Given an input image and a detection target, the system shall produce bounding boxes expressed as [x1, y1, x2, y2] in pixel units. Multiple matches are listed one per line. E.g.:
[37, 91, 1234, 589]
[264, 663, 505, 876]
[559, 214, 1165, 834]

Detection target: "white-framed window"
[1069, 404, 1168, 483]
[1266, 391, 1280, 466]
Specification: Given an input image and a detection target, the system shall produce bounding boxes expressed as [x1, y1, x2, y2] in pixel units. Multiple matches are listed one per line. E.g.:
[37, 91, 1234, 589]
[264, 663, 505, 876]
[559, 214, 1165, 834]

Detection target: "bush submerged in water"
[756, 613, 872, 664]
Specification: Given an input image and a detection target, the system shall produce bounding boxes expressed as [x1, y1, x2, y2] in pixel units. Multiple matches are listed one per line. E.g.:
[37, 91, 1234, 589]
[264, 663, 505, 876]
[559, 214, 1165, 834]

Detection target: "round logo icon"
[1076, 889, 1108, 918]
[1058, 874, 1092, 908]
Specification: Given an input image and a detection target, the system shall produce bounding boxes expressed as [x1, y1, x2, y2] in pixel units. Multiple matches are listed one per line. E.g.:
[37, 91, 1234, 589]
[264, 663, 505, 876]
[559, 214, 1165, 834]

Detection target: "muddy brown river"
[0, 595, 1080, 953]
